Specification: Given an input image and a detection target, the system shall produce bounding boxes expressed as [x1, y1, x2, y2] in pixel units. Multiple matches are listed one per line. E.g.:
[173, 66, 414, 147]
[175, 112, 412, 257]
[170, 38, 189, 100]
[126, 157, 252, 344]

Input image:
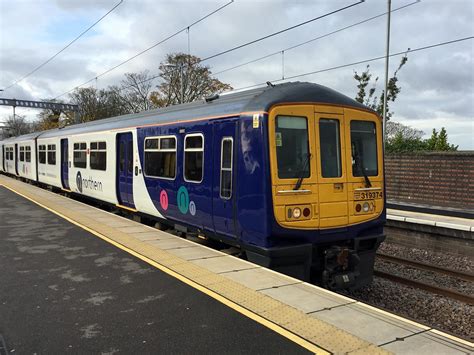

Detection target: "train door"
[60, 138, 70, 190]
[1, 145, 4, 172]
[116, 132, 135, 208]
[14, 144, 19, 175]
[212, 120, 237, 238]
[315, 112, 349, 228]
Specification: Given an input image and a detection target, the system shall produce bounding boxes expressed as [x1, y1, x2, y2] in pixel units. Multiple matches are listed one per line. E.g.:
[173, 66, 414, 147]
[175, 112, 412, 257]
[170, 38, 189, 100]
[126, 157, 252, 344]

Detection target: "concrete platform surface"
[1, 175, 473, 354]
[387, 208, 474, 232]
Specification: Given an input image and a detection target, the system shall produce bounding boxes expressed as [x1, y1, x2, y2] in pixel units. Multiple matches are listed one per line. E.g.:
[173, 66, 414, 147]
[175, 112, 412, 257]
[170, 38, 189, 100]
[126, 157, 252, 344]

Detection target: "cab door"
[315, 111, 348, 228]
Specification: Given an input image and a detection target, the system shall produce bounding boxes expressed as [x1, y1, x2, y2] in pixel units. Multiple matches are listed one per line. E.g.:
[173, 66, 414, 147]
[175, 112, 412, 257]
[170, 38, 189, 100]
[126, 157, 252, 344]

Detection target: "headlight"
[362, 202, 370, 212]
[292, 207, 302, 219]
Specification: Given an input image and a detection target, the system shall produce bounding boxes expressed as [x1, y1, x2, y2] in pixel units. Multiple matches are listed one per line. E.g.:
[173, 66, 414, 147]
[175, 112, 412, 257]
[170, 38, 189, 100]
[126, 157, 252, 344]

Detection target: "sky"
[0, 0, 473, 149]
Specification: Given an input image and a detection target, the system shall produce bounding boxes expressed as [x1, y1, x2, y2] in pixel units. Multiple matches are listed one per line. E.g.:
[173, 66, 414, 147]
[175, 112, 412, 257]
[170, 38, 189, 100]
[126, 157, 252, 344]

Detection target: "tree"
[34, 99, 77, 131]
[425, 128, 458, 151]
[354, 54, 408, 120]
[2, 114, 33, 137]
[150, 53, 232, 107]
[386, 121, 424, 140]
[115, 71, 156, 113]
[68, 87, 128, 122]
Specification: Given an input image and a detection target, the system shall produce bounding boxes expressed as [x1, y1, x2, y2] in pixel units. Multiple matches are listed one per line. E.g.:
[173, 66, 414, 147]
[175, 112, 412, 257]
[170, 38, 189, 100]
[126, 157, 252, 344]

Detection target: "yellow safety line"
[2, 183, 329, 355]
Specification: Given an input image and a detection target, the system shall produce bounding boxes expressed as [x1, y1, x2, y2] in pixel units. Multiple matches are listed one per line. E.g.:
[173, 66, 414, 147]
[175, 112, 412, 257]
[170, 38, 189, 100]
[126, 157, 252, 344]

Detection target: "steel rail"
[376, 253, 474, 283]
[374, 270, 474, 305]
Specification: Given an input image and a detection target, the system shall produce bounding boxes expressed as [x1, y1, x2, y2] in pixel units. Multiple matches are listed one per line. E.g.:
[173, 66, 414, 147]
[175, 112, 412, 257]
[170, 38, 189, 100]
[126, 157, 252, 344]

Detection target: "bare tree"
[117, 71, 155, 113]
[2, 114, 33, 137]
[386, 121, 424, 140]
[150, 53, 232, 107]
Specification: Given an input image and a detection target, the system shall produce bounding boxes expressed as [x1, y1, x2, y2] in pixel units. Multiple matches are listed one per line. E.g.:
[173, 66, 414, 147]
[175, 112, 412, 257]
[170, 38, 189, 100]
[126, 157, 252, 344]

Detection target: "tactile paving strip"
[0, 176, 390, 354]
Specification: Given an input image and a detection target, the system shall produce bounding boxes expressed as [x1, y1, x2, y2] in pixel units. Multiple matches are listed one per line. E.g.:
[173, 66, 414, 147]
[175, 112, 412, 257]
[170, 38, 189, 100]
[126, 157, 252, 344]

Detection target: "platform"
[387, 208, 474, 232]
[0, 175, 472, 354]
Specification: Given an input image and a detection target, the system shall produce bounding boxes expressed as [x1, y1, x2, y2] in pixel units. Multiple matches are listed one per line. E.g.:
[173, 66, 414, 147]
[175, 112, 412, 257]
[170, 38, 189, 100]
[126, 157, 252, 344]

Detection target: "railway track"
[375, 253, 474, 305]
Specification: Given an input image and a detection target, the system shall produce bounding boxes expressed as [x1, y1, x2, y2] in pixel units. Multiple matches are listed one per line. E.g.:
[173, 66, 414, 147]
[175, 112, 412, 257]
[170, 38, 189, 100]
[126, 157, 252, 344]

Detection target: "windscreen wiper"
[293, 153, 311, 190]
[355, 154, 372, 188]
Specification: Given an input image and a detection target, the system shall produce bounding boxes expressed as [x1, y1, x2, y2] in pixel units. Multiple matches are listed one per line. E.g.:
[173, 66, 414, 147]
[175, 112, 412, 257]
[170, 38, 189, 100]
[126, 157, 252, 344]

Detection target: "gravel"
[341, 277, 474, 341]
[374, 259, 474, 296]
[379, 242, 474, 273]
[339, 241, 474, 341]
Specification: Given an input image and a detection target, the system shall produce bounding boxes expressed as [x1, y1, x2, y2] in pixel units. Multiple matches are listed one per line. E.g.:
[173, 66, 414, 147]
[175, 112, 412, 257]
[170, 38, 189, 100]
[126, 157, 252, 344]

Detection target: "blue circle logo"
[189, 201, 196, 216]
[76, 171, 83, 193]
[177, 186, 189, 214]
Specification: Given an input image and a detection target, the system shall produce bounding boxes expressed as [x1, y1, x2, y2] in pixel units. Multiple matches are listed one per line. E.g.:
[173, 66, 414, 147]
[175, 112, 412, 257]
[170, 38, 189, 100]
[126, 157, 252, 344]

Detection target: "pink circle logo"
[160, 190, 169, 210]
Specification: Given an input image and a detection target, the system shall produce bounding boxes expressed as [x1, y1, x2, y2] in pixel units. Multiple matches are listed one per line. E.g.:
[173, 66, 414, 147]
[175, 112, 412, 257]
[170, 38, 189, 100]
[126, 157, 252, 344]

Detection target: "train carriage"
[0, 82, 386, 290]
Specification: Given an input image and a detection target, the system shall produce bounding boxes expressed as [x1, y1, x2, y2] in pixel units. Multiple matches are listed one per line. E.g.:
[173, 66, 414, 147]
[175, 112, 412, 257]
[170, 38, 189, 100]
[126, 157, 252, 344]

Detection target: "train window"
[275, 116, 310, 179]
[144, 136, 176, 179]
[25, 146, 31, 163]
[19, 146, 25, 162]
[184, 134, 204, 183]
[73, 142, 87, 168]
[220, 138, 233, 199]
[350, 121, 378, 177]
[48, 144, 56, 165]
[319, 119, 342, 178]
[127, 140, 133, 173]
[38, 145, 46, 164]
[90, 141, 107, 171]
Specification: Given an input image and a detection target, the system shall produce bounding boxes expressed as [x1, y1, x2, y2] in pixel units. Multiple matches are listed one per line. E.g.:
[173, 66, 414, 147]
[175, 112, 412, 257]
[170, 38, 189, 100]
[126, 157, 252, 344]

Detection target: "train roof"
[2, 81, 372, 141]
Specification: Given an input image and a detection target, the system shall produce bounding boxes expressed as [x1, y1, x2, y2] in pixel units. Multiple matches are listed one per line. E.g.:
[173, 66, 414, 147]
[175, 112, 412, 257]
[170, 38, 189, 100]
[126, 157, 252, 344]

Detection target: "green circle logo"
[177, 186, 189, 214]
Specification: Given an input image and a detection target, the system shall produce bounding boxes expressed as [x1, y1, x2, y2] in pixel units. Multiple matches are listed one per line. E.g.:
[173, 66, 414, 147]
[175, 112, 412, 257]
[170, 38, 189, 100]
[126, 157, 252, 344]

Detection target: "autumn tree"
[150, 53, 232, 107]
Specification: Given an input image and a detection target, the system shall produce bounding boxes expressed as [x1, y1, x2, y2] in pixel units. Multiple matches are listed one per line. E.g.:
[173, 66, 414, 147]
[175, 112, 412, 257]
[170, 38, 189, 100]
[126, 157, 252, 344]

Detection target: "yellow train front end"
[268, 104, 385, 289]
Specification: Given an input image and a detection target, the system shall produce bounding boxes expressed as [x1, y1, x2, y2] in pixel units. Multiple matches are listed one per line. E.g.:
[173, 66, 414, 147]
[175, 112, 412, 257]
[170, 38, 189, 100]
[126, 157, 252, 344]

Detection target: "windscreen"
[350, 120, 378, 176]
[275, 116, 310, 179]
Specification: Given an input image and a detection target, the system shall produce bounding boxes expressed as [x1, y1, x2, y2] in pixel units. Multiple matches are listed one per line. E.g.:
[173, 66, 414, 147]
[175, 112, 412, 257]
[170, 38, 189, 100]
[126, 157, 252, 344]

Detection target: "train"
[0, 82, 386, 290]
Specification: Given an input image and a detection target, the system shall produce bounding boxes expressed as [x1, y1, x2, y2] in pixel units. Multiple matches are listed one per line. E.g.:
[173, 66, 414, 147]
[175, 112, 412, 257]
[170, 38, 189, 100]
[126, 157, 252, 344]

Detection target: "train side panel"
[16, 139, 37, 181]
[67, 132, 119, 206]
[37, 137, 62, 188]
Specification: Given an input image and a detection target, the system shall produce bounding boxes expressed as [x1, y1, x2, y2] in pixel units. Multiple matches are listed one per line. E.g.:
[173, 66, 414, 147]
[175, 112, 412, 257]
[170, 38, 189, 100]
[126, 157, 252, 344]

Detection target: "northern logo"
[76, 171, 103, 193]
[76, 171, 83, 193]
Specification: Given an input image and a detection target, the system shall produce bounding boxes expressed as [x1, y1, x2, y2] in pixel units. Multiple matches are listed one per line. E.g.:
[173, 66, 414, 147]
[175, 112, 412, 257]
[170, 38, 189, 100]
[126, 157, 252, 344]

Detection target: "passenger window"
[127, 141, 133, 173]
[90, 141, 107, 171]
[220, 138, 233, 199]
[19, 146, 25, 162]
[184, 134, 204, 183]
[144, 136, 176, 179]
[48, 144, 56, 165]
[38, 145, 46, 164]
[25, 146, 31, 163]
[73, 142, 87, 168]
[319, 119, 342, 178]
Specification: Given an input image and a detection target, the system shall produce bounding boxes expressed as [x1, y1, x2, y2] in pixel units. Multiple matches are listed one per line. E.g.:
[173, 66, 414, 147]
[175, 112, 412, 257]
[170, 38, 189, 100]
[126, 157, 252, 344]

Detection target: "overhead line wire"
[2, 0, 124, 92]
[105, 1, 367, 94]
[229, 36, 474, 92]
[214, 0, 419, 75]
[54, 0, 234, 99]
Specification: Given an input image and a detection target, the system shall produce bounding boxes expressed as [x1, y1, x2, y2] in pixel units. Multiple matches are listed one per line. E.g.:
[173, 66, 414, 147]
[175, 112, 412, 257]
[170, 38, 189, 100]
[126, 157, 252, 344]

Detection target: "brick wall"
[385, 152, 474, 210]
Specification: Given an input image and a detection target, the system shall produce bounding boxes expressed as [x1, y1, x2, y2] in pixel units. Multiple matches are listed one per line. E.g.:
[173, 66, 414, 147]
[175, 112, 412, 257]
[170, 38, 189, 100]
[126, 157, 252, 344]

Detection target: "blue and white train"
[0, 82, 386, 290]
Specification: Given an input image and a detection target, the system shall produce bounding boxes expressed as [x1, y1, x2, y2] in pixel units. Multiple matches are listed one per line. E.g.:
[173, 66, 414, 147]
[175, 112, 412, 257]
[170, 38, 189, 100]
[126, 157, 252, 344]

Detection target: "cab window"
[275, 116, 310, 179]
[319, 119, 342, 178]
[351, 121, 378, 176]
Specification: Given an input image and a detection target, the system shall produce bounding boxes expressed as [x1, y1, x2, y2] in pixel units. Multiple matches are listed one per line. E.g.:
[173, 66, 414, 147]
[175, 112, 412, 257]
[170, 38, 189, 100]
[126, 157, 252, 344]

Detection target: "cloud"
[0, 0, 473, 149]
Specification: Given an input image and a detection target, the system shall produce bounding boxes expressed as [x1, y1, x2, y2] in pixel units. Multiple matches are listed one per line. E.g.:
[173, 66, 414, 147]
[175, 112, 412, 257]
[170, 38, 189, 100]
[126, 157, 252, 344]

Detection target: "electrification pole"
[382, 0, 392, 149]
